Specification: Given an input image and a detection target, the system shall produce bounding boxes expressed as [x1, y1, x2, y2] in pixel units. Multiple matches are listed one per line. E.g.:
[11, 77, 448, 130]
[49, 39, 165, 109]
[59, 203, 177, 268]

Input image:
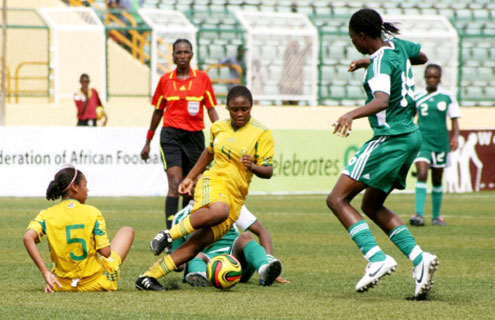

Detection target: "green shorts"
[343, 130, 421, 193]
[414, 148, 448, 168]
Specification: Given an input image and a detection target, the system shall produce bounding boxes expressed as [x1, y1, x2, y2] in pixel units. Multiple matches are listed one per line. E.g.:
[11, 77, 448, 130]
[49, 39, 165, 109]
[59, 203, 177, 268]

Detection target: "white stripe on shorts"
[351, 136, 387, 180]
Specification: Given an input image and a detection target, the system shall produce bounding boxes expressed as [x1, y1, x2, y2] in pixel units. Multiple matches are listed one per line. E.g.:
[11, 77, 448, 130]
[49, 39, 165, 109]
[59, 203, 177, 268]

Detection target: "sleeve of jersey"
[203, 74, 217, 109]
[398, 38, 421, 59]
[255, 129, 274, 167]
[94, 210, 110, 250]
[27, 211, 46, 243]
[367, 59, 392, 96]
[151, 77, 166, 110]
[235, 205, 258, 231]
[447, 94, 461, 118]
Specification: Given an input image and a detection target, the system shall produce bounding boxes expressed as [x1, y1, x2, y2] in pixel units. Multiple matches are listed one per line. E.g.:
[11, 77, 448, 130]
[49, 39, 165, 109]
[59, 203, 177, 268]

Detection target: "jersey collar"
[170, 68, 197, 80]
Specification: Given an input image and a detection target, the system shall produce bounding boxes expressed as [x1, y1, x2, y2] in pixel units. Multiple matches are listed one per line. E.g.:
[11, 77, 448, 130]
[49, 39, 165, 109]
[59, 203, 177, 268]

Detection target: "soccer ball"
[206, 254, 242, 289]
[96, 106, 104, 120]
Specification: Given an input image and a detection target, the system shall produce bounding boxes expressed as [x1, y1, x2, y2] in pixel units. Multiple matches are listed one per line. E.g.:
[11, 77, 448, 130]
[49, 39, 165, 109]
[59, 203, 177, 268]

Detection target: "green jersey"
[363, 38, 420, 136]
[415, 87, 460, 152]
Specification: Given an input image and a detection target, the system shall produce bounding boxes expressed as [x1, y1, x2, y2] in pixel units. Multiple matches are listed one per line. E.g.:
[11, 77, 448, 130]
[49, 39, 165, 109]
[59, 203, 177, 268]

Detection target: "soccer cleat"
[185, 272, 209, 287]
[409, 214, 425, 226]
[432, 216, 446, 226]
[150, 230, 173, 256]
[355, 255, 397, 292]
[413, 252, 439, 300]
[259, 259, 282, 286]
[135, 276, 165, 291]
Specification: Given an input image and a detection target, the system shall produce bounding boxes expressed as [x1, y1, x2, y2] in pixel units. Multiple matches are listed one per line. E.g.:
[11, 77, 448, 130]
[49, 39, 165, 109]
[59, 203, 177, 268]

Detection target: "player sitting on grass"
[23, 166, 134, 292]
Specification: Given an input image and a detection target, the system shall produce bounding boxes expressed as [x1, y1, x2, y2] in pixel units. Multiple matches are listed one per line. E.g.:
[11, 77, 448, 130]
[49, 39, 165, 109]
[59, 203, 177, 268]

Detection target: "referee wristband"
[146, 129, 155, 141]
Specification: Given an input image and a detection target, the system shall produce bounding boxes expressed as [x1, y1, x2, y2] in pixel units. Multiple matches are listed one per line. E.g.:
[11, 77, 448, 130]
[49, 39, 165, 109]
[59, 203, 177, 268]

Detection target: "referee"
[141, 39, 219, 229]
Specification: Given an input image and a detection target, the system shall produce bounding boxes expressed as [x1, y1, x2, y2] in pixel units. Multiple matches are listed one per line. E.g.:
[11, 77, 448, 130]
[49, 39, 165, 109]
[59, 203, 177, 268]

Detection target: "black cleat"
[135, 276, 165, 291]
[150, 230, 173, 256]
[409, 214, 425, 226]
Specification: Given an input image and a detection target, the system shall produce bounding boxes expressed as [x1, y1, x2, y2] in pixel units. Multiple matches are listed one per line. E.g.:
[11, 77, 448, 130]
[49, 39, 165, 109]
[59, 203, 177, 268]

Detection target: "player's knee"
[326, 192, 341, 213]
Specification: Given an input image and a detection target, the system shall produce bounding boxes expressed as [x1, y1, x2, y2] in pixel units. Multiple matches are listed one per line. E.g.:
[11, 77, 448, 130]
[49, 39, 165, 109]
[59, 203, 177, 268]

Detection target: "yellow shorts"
[54, 251, 122, 292]
[192, 175, 243, 242]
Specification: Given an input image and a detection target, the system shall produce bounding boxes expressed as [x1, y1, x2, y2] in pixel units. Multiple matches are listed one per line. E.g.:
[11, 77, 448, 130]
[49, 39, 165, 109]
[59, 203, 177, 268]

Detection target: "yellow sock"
[142, 255, 177, 279]
[169, 216, 196, 239]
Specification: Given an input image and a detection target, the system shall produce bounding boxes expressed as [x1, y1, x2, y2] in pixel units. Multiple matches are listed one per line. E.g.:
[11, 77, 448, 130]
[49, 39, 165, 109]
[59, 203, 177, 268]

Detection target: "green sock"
[187, 257, 207, 274]
[432, 185, 443, 219]
[389, 226, 423, 267]
[244, 240, 269, 271]
[415, 181, 427, 217]
[348, 220, 386, 262]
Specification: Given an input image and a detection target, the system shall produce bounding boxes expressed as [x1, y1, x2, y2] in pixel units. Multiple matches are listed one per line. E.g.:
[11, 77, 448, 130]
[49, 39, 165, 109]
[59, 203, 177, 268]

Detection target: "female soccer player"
[410, 64, 460, 227]
[327, 8, 438, 300]
[135, 85, 275, 290]
[141, 39, 219, 229]
[23, 166, 134, 292]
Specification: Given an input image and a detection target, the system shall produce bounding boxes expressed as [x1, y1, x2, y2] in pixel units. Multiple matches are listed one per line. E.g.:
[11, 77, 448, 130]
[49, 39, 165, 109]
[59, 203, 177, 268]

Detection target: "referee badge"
[188, 101, 200, 116]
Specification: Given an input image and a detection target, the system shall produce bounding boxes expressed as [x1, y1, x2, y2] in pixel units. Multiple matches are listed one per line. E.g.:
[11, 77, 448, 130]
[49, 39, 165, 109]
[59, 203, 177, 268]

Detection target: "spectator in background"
[219, 45, 246, 90]
[73, 74, 107, 127]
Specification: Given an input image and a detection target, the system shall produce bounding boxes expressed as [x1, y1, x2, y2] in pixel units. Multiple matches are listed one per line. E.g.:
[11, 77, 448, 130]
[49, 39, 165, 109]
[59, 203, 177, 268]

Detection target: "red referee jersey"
[151, 68, 217, 132]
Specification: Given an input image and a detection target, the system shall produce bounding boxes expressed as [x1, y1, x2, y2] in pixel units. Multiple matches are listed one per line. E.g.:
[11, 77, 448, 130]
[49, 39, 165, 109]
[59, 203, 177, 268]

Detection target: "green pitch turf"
[1, 192, 494, 319]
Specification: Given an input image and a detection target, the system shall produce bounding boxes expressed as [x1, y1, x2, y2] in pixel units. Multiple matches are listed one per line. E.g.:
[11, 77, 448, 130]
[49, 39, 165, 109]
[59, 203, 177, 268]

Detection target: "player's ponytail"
[46, 166, 82, 200]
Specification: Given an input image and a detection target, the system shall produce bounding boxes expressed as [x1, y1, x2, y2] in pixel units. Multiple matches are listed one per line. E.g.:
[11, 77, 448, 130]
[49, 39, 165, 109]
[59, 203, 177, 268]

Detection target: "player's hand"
[141, 144, 150, 160]
[43, 271, 61, 293]
[275, 276, 290, 284]
[348, 58, 370, 72]
[332, 114, 353, 138]
[179, 177, 194, 196]
[241, 154, 253, 170]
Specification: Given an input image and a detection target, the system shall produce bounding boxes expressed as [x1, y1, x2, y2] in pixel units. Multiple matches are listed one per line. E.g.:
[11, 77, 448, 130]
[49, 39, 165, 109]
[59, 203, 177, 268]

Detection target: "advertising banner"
[0, 127, 165, 196]
[444, 130, 495, 192]
[3, 127, 491, 196]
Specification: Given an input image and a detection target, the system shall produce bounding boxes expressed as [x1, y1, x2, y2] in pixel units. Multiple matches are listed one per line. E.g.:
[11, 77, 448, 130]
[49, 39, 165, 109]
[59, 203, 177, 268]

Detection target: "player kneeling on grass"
[23, 166, 134, 292]
[138, 202, 286, 290]
[134, 86, 275, 290]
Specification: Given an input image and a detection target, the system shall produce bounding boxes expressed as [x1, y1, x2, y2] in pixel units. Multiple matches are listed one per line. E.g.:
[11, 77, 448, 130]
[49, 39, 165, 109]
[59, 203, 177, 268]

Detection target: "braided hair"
[349, 8, 400, 38]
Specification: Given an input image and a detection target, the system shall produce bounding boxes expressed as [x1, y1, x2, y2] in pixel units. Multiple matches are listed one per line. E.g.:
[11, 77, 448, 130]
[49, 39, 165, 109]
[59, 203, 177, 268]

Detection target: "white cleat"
[413, 252, 439, 300]
[355, 255, 397, 292]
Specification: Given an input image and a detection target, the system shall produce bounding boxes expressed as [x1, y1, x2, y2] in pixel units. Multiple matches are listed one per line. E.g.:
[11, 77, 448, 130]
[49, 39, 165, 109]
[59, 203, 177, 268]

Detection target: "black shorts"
[159, 127, 205, 174]
[77, 119, 97, 127]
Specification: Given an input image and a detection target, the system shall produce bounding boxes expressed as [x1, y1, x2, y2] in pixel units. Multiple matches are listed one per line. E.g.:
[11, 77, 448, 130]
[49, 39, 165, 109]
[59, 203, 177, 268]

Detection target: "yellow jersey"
[27, 199, 110, 279]
[205, 117, 274, 200]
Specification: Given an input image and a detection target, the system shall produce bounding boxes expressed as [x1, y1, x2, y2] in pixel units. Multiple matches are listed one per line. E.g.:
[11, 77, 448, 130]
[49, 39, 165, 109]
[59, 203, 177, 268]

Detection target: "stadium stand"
[9, 0, 495, 106]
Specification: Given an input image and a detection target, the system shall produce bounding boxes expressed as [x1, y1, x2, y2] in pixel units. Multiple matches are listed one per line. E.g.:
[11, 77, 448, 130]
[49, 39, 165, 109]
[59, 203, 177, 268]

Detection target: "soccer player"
[23, 166, 134, 292]
[327, 8, 439, 300]
[135, 85, 275, 290]
[141, 38, 219, 229]
[410, 64, 460, 227]
[137, 202, 284, 290]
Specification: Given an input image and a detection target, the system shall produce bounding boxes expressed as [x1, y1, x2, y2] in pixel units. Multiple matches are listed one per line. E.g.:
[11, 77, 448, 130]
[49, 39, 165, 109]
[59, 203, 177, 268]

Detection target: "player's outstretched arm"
[179, 149, 214, 196]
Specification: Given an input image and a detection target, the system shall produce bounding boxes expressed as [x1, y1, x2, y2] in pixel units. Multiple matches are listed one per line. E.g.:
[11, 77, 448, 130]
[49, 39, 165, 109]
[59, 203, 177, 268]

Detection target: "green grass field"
[1, 192, 494, 319]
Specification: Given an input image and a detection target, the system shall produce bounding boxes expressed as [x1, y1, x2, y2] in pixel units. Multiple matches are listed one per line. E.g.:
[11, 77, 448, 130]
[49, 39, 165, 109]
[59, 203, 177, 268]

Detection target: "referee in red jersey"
[141, 39, 219, 229]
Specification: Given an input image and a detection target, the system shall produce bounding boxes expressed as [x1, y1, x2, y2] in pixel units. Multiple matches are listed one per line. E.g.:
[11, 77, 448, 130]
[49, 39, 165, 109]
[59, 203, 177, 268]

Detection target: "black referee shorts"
[159, 127, 205, 175]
